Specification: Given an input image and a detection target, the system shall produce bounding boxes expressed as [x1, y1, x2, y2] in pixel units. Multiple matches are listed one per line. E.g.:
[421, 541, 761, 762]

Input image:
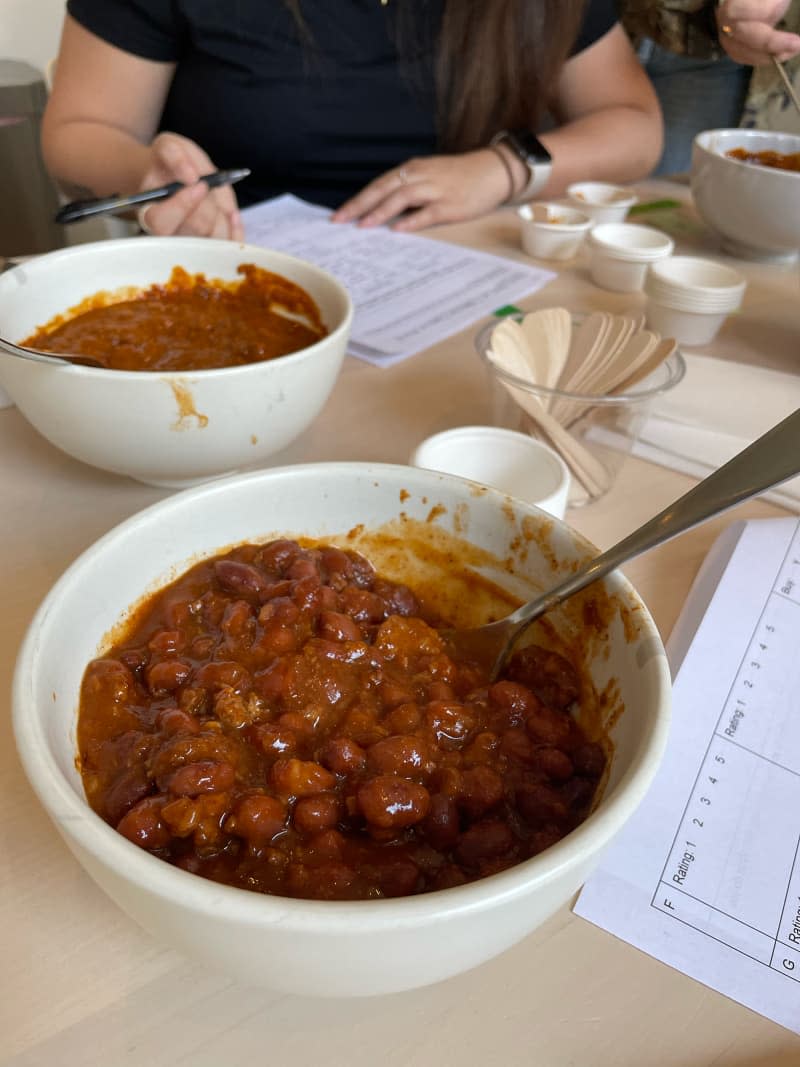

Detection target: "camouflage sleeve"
[618, 0, 723, 58]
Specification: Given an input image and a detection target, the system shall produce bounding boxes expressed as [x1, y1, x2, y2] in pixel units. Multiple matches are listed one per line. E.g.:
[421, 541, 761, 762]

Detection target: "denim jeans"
[636, 39, 752, 175]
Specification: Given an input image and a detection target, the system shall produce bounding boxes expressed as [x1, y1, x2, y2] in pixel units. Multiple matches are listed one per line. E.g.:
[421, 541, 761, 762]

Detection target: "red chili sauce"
[78, 539, 607, 901]
[725, 147, 800, 172]
[23, 264, 327, 372]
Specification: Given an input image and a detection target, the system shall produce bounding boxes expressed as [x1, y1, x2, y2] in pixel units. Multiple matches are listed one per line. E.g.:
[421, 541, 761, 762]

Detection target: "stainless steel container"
[0, 59, 65, 257]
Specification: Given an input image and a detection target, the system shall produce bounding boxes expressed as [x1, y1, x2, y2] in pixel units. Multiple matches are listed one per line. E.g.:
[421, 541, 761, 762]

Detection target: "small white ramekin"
[565, 182, 638, 225]
[410, 424, 571, 518]
[644, 255, 747, 346]
[587, 222, 675, 293]
[517, 203, 593, 261]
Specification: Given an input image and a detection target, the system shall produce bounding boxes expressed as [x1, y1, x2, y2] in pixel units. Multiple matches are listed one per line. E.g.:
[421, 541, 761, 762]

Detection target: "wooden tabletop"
[2, 181, 799, 1066]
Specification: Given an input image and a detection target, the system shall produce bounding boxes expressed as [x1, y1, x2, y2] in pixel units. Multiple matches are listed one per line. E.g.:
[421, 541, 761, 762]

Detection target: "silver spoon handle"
[508, 407, 800, 627]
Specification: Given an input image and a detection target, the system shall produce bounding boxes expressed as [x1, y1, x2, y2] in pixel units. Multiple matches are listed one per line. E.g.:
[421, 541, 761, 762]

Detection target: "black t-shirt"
[66, 0, 619, 208]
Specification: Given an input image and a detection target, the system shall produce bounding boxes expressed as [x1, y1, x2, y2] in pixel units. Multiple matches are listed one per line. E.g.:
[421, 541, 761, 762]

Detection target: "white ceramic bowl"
[0, 237, 353, 487]
[644, 255, 746, 346]
[565, 182, 638, 225]
[587, 222, 675, 293]
[410, 424, 571, 518]
[13, 462, 671, 997]
[517, 203, 593, 261]
[691, 129, 800, 262]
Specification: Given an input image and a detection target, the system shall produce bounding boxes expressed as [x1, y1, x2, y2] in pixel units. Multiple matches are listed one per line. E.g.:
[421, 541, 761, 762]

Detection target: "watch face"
[508, 129, 552, 165]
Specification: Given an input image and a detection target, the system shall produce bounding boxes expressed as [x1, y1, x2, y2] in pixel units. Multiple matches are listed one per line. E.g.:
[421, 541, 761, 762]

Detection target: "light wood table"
[2, 181, 799, 1066]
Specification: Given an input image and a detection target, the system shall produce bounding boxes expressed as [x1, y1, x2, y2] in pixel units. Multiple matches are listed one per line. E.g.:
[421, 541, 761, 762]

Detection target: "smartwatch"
[490, 129, 553, 201]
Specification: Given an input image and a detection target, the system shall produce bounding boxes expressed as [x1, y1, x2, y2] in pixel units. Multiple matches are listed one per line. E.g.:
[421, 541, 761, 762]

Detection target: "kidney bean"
[318, 611, 362, 643]
[166, 760, 235, 797]
[213, 559, 269, 601]
[371, 579, 419, 617]
[459, 766, 504, 818]
[340, 587, 386, 624]
[293, 793, 341, 835]
[117, 796, 171, 850]
[287, 861, 357, 900]
[559, 776, 597, 815]
[383, 702, 422, 735]
[367, 735, 431, 778]
[525, 705, 571, 747]
[256, 725, 299, 760]
[258, 539, 302, 576]
[178, 686, 209, 718]
[377, 856, 421, 898]
[271, 758, 336, 798]
[516, 782, 568, 828]
[104, 767, 153, 824]
[221, 600, 255, 645]
[462, 731, 500, 766]
[193, 660, 251, 692]
[146, 659, 192, 695]
[424, 700, 475, 744]
[488, 680, 541, 726]
[156, 706, 201, 736]
[320, 736, 366, 776]
[432, 864, 469, 891]
[500, 728, 535, 763]
[253, 658, 289, 702]
[83, 658, 136, 704]
[148, 629, 185, 655]
[150, 731, 240, 783]
[190, 636, 217, 660]
[305, 827, 346, 861]
[258, 596, 300, 626]
[454, 819, 515, 867]
[287, 557, 322, 583]
[229, 794, 286, 847]
[422, 793, 460, 850]
[533, 746, 574, 782]
[346, 551, 376, 589]
[507, 644, 581, 711]
[319, 546, 354, 587]
[572, 741, 606, 778]
[379, 679, 417, 710]
[357, 775, 430, 829]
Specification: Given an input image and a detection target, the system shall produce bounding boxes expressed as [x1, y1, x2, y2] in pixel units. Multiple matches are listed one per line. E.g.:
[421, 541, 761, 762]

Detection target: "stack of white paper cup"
[644, 255, 747, 346]
[587, 222, 674, 292]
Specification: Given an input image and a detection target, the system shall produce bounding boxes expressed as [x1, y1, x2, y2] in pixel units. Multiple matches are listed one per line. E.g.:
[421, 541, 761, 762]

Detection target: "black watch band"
[490, 129, 553, 201]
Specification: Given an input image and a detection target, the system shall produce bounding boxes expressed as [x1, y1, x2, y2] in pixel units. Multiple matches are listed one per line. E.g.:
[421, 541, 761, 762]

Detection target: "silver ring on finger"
[136, 205, 154, 235]
[396, 166, 411, 186]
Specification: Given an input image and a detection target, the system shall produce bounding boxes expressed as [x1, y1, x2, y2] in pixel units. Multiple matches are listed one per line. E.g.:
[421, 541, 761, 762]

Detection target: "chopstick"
[54, 168, 251, 225]
[771, 56, 800, 119]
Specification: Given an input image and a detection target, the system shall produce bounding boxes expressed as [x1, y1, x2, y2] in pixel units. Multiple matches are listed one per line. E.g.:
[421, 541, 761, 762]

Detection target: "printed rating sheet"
[575, 516, 800, 1034]
[242, 194, 554, 366]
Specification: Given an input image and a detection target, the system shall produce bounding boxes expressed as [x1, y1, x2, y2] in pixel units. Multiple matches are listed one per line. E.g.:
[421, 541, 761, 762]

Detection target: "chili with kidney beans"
[23, 264, 327, 372]
[78, 539, 606, 901]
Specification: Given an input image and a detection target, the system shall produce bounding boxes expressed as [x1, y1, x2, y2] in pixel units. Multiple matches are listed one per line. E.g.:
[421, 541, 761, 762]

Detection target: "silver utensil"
[0, 333, 104, 369]
[444, 407, 800, 680]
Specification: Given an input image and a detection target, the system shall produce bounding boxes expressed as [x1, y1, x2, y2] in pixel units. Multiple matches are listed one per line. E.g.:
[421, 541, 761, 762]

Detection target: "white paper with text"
[575, 516, 800, 1034]
[241, 194, 555, 366]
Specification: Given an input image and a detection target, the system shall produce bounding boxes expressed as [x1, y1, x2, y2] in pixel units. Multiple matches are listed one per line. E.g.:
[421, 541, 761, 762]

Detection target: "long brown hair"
[283, 1, 588, 150]
[436, 1, 587, 150]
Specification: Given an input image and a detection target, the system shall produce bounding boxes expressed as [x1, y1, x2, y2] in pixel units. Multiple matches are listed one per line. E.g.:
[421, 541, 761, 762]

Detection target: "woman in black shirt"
[43, 1, 662, 239]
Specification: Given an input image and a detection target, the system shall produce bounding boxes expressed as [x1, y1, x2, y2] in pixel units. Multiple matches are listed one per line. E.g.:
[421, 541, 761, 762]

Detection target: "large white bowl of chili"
[13, 462, 671, 996]
[0, 236, 352, 487]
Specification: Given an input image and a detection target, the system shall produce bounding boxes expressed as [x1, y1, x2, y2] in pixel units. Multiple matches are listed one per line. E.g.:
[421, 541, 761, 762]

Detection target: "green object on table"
[628, 199, 682, 216]
[492, 304, 523, 318]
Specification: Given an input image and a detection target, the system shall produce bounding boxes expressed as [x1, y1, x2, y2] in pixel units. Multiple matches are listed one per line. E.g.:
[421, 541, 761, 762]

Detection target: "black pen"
[54, 168, 251, 225]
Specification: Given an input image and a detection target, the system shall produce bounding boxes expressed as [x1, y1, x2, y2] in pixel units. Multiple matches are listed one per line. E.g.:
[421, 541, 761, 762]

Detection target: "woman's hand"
[717, 0, 800, 65]
[331, 148, 517, 232]
[137, 132, 244, 239]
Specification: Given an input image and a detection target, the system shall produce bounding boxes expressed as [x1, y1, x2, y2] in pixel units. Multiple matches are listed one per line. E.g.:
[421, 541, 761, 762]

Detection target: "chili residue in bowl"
[23, 264, 328, 372]
[78, 538, 608, 902]
[725, 147, 800, 172]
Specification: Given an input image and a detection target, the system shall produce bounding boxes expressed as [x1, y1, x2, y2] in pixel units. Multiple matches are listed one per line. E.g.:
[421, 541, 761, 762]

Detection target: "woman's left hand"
[331, 148, 518, 232]
[716, 0, 800, 65]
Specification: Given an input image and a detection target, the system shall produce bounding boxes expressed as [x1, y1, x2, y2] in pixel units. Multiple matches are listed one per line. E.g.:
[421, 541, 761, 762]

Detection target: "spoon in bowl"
[443, 407, 800, 680]
[0, 333, 104, 369]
